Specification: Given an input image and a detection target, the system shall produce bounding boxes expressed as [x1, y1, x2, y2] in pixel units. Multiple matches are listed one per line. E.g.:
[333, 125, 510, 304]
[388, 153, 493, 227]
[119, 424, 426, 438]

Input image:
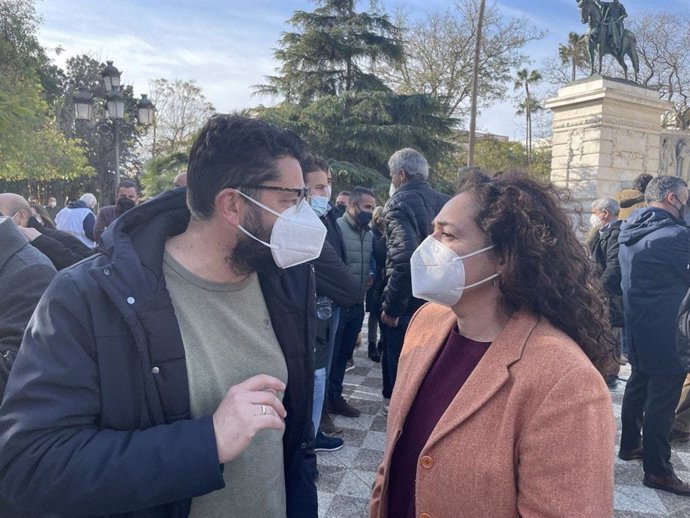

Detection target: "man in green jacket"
[327, 187, 375, 417]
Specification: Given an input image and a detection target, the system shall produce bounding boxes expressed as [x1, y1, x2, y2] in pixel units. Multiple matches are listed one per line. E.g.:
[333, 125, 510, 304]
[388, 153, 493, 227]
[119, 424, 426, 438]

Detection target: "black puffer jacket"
[589, 220, 624, 327]
[0, 189, 317, 518]
[381, 180, 450, 318]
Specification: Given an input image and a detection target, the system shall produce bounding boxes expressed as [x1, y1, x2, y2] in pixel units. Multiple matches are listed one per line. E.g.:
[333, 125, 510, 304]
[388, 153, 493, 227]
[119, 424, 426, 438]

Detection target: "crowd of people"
[0, 113, 688, 517]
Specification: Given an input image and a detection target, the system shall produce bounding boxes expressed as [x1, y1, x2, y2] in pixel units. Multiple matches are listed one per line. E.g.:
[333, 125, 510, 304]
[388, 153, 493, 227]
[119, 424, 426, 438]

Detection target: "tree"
[514, 68, 542, 165]
[255, 0, 404, 103]
[139, 151, 188, 198]
[378, 0, 542, 123]
[558, 32, 589, 83]
[144, 78, 215, 159]
[0, 0, 93, 193]
[469, 138, 551, 181]
[626, 13, 690, 128]
[256, 90, 454, 176]
[255, 0, 456, 187]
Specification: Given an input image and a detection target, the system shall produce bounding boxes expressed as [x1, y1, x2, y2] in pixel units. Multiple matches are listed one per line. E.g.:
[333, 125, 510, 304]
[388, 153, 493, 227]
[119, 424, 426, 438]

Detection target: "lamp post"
[73, 61, 155, 190]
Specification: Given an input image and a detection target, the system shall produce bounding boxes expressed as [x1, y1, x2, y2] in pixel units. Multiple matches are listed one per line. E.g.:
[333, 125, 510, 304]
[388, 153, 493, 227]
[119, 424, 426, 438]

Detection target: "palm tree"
[514, 68, 542, 165]
[558, 32, 588, 83]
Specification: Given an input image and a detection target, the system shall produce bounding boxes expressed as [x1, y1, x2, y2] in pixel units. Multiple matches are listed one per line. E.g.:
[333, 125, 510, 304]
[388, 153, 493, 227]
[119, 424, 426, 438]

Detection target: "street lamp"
[73, 60, 155, 190]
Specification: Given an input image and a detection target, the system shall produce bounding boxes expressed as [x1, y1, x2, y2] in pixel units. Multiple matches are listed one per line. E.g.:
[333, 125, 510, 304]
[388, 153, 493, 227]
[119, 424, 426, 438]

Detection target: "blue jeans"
[312, 367, 326, 435]
[328, 303, 365, 402]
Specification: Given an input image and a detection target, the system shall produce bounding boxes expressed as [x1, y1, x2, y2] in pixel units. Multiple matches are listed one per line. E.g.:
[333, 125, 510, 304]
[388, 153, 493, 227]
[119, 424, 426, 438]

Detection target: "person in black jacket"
[618, 175, 690, 496]
[380, 148, 450, 404]
[0, 115, 321, 518]
[588, 196, 623, 388]
[301, 154, 360, 452]
[0, 193, 93, 271]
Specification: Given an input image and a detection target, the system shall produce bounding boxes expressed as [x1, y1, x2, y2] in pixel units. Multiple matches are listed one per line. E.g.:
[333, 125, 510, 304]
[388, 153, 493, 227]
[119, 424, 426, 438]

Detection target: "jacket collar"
[0, 217, 28, 270]
[391, 305, 539, 449]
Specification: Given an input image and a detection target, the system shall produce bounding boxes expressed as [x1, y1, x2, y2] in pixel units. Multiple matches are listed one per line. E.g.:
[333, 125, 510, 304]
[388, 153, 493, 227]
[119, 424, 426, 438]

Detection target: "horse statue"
[577, 0, 639, 82]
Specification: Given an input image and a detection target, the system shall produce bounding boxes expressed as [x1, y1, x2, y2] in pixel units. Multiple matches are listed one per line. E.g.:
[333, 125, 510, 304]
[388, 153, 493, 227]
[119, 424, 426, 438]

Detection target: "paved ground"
[316, 337, 690, 517]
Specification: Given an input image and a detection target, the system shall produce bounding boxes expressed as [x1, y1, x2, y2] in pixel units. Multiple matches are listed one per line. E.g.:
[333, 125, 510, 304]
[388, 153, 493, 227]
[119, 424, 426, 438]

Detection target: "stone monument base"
[545, 76, 672, 207]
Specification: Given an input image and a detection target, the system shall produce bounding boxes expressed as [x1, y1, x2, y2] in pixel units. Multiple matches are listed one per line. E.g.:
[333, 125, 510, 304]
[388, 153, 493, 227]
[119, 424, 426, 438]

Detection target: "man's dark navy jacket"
[619, 206, 690, 375]
[0, 189, 318, 517]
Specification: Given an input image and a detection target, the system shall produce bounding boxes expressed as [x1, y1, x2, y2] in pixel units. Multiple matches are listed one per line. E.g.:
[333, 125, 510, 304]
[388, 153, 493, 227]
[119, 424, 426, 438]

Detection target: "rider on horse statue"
[596, 0, 627, 54]
[578, 0, 638, 81]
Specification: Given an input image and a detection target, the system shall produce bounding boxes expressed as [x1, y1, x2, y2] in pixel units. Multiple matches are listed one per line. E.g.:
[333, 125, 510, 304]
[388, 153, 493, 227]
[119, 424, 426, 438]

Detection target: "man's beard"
[228, 203, 275, 276]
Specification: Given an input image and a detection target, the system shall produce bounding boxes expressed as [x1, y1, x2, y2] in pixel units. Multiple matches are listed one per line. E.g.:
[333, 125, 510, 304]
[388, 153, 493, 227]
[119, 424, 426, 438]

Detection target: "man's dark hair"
[187, 114, 308, 219]
[300, 154, 329, 177]
[117, 180, 138, 193]
[633, 173, 653, 193]
[645, 175, 687, 203]
[337, 190, 351, 197]
[349, 186, 375, 205]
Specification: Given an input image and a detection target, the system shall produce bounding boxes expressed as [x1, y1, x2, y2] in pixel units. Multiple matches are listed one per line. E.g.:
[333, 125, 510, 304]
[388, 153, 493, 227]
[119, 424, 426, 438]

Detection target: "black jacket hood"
[619, 206, 682, 247]
[98, 188, 189, 275]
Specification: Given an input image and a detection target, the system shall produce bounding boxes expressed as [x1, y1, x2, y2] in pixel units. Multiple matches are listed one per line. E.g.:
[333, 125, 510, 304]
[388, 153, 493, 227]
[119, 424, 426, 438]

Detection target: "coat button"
[151, 367, 160, 374]
[127, 297, 135, 305]
[103, 268, 111, 276]
[420, 513, 431, 518]
[301, 442, 307, 449]
[420, 456, 434, 469]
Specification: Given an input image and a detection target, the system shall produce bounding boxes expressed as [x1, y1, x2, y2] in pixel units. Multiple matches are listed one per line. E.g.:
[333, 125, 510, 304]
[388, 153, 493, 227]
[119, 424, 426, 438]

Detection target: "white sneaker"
[382, 398, 390, 416]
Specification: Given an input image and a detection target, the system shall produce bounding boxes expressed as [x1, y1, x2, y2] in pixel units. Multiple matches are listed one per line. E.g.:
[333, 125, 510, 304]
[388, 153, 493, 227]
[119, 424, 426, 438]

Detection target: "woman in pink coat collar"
[370, 173, 616, 518]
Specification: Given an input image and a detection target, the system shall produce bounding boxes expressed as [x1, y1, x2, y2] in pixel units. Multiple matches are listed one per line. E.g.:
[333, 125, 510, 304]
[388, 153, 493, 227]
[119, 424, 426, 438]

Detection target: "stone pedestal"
[545, 76, 672, 205]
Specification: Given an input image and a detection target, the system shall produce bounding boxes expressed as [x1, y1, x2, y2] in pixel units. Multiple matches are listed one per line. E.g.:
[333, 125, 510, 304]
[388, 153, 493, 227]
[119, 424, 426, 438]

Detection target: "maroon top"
[386, 327, 491, 518]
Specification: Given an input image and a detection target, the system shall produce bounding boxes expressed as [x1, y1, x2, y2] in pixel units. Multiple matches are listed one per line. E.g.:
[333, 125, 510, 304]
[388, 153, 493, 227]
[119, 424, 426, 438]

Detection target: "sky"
[35, 0, 681, 141]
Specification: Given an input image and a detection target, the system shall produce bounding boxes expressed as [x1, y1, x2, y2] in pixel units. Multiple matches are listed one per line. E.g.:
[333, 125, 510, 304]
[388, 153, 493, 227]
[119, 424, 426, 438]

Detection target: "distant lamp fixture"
[106, 88, 126, 120]
[73, 60, 155, 189]
[73, 89, 94, 120]
[101, 60, 121, 92]
[136, 94, 155, 125]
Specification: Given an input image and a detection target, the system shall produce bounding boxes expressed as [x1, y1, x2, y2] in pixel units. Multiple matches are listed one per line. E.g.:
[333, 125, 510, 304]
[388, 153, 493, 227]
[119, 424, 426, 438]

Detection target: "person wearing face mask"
[380, 148, 450, 411]
[325, 187, 376, 419]
[300, 155, 360, 452]
[331, 191, 350, 218]
[0, 115, 322, 518]
[617, 175, 690, 496]
[370, 173, 616, 518]
[93, 180, 141, 243]
[588, 197, 624, 388]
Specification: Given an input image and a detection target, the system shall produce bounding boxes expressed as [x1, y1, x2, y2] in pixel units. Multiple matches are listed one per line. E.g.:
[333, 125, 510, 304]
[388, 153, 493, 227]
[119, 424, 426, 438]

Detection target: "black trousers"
[620, 368, 686, 476]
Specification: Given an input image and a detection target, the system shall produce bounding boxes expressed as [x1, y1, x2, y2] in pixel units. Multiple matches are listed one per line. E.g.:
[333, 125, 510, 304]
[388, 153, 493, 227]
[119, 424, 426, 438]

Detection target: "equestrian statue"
[577, 0, 639, 82]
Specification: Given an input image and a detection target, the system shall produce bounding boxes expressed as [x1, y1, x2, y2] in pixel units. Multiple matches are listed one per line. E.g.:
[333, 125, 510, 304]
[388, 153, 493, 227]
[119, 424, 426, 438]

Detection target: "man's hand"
[212, 374, 287, 464]
[18, 226, 41, 242]
[380, 311, 399, 328]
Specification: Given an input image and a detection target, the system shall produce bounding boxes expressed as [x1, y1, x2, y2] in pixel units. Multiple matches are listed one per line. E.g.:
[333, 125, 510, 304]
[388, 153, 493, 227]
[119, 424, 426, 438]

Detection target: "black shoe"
[670, 429, 690, 446]
[345, 359, 355, 372]
[314, 431, 344, 452]
[643, 471, 690, 496]
[328, 397, 361, 418]
[618, 446, 643, 461]
[368, 342, 381, 362]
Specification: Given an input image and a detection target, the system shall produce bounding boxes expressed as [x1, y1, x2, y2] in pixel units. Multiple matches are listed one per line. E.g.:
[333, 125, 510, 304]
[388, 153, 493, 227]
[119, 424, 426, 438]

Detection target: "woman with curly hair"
[370, 173, 615, 518]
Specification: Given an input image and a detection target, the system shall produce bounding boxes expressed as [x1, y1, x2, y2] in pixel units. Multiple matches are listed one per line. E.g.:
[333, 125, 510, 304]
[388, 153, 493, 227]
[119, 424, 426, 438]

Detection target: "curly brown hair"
[461, 172, 616, 375]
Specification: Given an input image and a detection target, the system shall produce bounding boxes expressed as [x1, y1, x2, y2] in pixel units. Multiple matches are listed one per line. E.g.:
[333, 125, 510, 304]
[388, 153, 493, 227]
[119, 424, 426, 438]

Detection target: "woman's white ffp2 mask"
[411, 235, 499, 306]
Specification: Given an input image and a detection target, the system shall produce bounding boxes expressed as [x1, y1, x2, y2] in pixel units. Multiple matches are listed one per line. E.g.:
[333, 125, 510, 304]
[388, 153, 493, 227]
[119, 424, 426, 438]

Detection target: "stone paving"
[316, 338, 690, 517]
